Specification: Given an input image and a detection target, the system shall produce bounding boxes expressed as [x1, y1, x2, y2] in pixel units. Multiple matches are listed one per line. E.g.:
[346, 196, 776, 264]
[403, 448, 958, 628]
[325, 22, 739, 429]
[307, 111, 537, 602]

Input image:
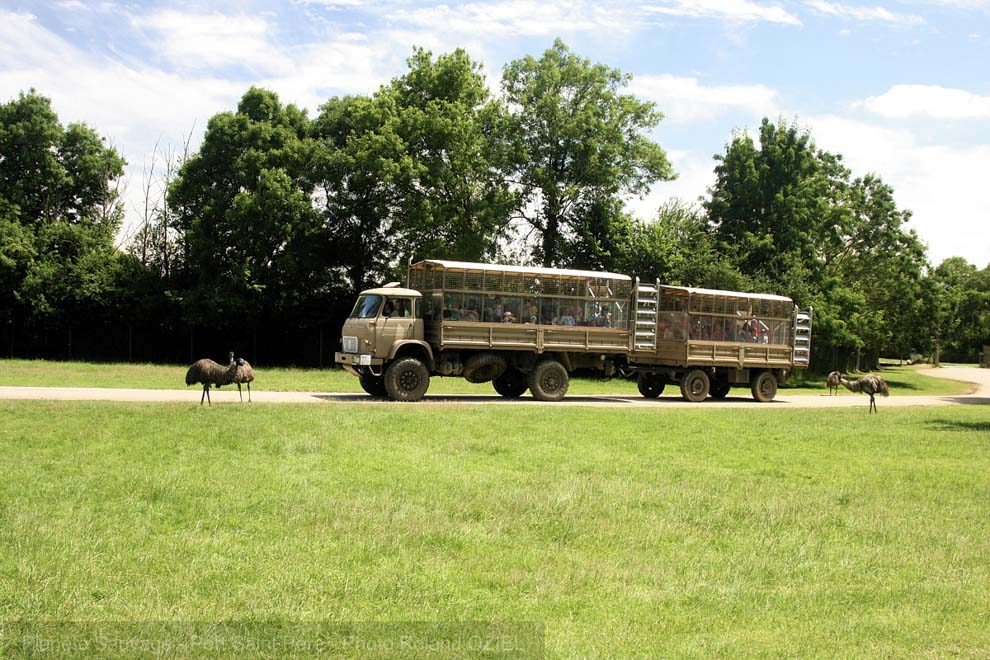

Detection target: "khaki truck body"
[335, 260, 811, 402]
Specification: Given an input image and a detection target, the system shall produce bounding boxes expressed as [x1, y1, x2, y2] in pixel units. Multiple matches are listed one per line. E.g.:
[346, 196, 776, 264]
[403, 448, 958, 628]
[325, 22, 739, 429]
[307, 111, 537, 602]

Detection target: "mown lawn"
[0, 359, 973, 397]
[1, 401, 988, 655]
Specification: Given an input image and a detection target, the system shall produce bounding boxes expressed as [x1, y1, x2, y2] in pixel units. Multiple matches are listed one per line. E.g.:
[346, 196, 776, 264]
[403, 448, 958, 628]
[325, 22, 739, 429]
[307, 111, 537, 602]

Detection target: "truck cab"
[334, 283, 434, 400]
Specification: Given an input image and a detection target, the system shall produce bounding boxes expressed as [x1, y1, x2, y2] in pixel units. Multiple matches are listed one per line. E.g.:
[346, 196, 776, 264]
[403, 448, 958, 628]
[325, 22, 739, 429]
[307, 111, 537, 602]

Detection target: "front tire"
[751, 370, 778, 402]
[384, 357, 430, 402]
[680, 369, 710, 402]
[359, 373, 388, 397]
[493, 368, 529, 398]
[529, 360, 569, 402]
[637, 374, 665, 398]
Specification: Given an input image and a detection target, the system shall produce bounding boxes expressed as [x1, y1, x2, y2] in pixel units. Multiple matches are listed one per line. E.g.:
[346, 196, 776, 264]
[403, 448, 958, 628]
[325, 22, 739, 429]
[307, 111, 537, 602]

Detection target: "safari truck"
[335, 259, 811, 402]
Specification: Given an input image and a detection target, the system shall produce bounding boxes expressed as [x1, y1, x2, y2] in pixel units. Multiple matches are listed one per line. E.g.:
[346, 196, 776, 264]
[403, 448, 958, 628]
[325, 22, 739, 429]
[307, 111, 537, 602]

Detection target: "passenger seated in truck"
[383, 301, 395, 317]
[502, 311, 516, 323]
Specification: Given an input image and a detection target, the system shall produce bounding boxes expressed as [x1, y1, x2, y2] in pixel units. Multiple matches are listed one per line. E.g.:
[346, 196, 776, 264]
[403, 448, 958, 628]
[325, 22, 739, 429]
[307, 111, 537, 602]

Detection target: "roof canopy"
[661, 284, 794, 304]
[413, 259, 631, 282]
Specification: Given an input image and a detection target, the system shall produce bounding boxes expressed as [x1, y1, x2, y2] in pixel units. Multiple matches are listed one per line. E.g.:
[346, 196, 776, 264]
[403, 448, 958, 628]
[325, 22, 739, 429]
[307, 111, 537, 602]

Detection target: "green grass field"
[1, 399, 988, 655]
[0, 359, 974, 397]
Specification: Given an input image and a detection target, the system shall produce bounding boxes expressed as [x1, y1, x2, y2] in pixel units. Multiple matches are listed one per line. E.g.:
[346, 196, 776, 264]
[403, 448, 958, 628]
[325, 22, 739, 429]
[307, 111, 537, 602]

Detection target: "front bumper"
[335, 352, 384, 368]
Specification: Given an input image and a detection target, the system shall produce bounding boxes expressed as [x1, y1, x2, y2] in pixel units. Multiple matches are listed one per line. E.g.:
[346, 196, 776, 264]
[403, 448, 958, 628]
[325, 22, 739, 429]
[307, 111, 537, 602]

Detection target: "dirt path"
[0, 366, 987, 408]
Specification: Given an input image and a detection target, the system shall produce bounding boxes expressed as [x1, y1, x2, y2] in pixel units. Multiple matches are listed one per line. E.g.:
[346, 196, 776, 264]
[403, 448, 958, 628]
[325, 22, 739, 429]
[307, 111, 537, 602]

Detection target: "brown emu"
[838, 373, 890, 413]
[185, 352, 238, 405]
[826, 371, 841, 396]
[233, 357, 255, 402]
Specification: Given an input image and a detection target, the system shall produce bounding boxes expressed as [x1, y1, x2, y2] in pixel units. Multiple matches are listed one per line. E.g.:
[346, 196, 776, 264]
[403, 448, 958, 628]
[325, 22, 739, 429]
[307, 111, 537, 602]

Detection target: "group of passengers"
[441, 299, 615, 327]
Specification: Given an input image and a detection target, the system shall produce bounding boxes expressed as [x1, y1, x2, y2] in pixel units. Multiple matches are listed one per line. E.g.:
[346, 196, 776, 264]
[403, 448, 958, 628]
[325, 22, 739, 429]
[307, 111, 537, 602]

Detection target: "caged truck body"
[335, 260, 812, 402]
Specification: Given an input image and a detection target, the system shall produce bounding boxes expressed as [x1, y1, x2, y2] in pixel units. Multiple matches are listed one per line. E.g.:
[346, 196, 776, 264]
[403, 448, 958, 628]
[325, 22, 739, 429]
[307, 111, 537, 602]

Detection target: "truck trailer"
[335, 259, 812, 402]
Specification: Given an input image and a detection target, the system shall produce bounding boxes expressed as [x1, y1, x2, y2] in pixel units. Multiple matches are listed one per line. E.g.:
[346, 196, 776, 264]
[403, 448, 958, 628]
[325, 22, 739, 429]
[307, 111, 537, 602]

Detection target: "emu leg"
[247, 382, 251, 403]
[237, 383, 243, 402]
[869, 394, 876, 413]
[200, 384, 208, 405]
[204, 385, 212, 406]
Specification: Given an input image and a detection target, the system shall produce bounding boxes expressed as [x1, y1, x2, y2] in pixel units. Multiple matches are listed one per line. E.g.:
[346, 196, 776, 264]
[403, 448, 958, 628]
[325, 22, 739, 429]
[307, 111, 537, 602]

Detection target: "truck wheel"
[384, 357, 430, 402]
[529, 360, 569, 402]
[359, 373, 387, 397]
[679, 369, 710, 402]
[637, 374, 664, 398]
[709, 381, 731, 399]
[462, 352, 507, 383]
[751, 370, 777, 402]
[493, 369, 528, 398]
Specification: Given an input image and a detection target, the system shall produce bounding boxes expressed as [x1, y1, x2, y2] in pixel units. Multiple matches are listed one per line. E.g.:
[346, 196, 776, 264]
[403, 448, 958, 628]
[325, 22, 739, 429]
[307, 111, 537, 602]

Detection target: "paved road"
[0, 365, 987, 408]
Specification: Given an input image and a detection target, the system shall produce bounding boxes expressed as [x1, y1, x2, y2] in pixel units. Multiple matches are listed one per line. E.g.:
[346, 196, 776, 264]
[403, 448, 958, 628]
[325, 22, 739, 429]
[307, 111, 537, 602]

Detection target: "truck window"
[385, 298, 412, 318]
[351, 295, 383, 319]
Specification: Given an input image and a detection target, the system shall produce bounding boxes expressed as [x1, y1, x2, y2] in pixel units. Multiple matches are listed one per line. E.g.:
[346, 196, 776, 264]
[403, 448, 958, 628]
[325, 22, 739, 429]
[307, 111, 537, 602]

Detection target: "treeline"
[1, 41, 987, 368]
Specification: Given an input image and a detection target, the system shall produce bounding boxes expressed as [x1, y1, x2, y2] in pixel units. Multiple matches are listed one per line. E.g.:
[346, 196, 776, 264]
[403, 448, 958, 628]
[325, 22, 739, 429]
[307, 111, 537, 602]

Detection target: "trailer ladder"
[793, 308, 812, 366]
[634, 278, 658, 351]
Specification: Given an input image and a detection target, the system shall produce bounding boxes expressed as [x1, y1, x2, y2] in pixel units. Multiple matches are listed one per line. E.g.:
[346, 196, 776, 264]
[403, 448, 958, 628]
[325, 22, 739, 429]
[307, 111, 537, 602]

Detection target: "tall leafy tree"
[169, 87, 324, 326]
[389, 48, 516, 263]
[0, 90, 125, 338]
[501, 39, 674, 266]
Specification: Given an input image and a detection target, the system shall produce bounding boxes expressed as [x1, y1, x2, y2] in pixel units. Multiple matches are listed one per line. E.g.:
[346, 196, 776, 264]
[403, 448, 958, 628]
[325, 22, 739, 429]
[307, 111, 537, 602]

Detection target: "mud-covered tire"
[680, 369, 710, 402]
[528, 360, 569, 402]
[637, 375, 665, 398]
[751, 370, 778, 402]
[709, 381, 731, 399]
[493, 368, 529, 398]
[462, 352, 507, 383]
[359, 373, 388, 397]
[384, 357, 430, 401]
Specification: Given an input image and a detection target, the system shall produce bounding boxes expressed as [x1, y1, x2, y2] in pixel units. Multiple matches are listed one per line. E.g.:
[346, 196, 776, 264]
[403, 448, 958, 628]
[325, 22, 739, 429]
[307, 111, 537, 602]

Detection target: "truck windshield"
[351, 294, 383, 319]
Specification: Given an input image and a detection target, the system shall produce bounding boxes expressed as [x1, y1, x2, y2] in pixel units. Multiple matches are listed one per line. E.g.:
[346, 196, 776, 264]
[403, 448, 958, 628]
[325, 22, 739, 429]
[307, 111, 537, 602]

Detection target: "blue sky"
[2, 0, 988, 267]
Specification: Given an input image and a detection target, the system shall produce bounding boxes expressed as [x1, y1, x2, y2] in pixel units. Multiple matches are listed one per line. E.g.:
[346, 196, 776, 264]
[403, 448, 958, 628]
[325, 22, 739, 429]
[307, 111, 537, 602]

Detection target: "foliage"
[501, 39, 674, 266]
[168, 87, 328, 327]
[705, 118, 933, 370]
[0, 90, 126, 337]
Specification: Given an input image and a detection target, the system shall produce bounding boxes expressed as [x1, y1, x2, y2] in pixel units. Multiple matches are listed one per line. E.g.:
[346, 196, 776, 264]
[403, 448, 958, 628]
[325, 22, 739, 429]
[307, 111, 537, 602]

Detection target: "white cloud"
[130, 10, 290, 74]
[855, 84, 990, 119]
[630, 75, 781, 123]
[643, 0, 802, 25]
[807, 115, 990, 266]
[386, 0, 635, 37]
[805, 1, 925, 25]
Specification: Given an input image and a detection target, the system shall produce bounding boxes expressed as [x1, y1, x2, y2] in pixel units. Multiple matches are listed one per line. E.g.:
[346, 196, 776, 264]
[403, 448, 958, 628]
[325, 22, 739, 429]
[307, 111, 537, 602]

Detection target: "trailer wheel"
[359, 373, 388, 397]
[679, 369, 710, 402]
[384, 357, 430, 401]
[462, 352, 507, 383]
[493, 368, 529, 398]
[529, 360, 569, 402]
[751, 370, 778, 402]
[709, 381, 731, 399]
[637, 374, 665, 398]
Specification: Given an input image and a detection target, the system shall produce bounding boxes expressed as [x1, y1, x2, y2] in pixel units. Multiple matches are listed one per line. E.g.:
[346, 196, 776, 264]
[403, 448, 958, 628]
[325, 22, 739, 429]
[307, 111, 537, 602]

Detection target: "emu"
[233, 357, 255, 402]
[826, 371, 841, 396]
[185, 352, 238, 405]
[838, 373, 890, 413]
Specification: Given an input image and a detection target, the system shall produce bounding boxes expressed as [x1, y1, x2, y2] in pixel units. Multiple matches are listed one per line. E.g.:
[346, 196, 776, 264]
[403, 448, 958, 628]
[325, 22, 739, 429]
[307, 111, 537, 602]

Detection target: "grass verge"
[1, 401, 988, 655]
[0, 359, 974, 397]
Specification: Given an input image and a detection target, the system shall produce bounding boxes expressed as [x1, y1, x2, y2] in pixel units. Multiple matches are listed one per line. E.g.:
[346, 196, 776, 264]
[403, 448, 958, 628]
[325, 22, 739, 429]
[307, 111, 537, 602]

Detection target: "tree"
[501, 39, 674, 266]
[0, 90, 126, 351]
[169, 87, 325, 327]
[704, 117, 932, 370]
[389, 48, 516, 263]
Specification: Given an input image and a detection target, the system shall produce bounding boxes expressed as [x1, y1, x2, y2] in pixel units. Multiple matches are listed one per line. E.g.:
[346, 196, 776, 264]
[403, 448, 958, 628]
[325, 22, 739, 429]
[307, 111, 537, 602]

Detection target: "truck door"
[380, 296, 419, 352]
